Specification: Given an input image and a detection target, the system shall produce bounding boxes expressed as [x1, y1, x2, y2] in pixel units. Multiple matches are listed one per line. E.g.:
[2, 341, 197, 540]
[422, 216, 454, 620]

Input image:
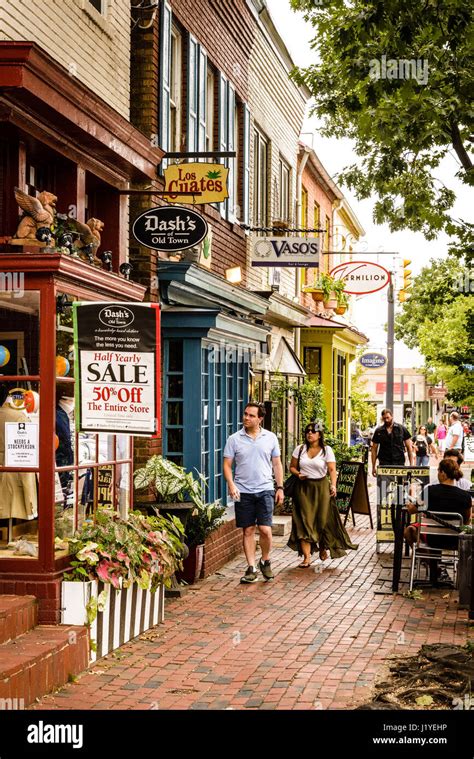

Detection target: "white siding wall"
[0, 0, 130, 118]
[247, 23, 307, 300]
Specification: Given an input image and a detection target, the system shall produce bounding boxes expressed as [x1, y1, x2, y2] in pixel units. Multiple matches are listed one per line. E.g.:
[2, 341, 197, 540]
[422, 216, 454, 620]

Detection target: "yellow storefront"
[299, 315, 368, 442]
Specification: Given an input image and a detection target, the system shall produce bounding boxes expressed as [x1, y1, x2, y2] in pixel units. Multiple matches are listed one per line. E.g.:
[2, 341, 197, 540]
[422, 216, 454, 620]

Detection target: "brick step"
[0, 595, 38, 644]
[0, 625, 89, 707]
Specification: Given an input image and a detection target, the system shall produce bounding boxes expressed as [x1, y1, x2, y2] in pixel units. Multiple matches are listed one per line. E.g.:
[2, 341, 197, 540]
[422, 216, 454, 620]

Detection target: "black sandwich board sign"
[336, 461, 373, 528]
[376, 466, 430, 550]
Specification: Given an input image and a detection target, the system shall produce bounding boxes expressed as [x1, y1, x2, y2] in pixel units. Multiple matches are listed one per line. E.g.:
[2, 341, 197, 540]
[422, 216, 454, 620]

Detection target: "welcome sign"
[73, 303, 160, 436]
[251, 237, 319, 267]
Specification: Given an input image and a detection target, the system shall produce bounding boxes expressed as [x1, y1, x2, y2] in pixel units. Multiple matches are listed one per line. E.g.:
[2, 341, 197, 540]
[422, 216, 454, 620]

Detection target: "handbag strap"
[296, 444, 304, 471]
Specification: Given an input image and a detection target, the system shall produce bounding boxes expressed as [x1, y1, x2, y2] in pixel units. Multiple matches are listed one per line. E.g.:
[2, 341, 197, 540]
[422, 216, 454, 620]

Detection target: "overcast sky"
[266, 0, 471, 368]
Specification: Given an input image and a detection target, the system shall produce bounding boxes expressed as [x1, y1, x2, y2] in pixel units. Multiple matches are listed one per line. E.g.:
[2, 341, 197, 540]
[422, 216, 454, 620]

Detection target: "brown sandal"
[297, 561, 312, 568]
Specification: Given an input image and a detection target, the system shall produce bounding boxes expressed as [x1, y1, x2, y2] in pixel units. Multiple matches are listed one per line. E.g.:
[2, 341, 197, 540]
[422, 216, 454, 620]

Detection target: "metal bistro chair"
[408, 511, 464, 591]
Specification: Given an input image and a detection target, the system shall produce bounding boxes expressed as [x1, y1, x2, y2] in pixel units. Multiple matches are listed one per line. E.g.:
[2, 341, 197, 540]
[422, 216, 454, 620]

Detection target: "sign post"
[73, 303, 160, 436]
[376, 466, 430, 590]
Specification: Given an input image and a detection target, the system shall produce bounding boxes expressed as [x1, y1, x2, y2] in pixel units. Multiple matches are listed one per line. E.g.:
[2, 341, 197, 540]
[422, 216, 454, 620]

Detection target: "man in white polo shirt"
[223, 402, 284, 584]
[445, 412, 464, 452]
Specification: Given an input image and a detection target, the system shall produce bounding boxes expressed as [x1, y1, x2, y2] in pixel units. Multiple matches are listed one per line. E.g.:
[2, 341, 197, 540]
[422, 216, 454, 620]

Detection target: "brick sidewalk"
[32, 504, 470, 711]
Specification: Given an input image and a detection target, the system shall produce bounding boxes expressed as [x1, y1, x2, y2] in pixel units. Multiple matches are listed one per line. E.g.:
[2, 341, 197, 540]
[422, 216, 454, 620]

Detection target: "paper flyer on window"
[73, 303, 160, 436]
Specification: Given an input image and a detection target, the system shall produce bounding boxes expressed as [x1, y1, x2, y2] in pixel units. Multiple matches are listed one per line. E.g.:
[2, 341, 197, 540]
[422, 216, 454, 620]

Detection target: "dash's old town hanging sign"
[73, 303, 160, 436]
[330, 261, 390, 294]
[163, 163, 229, 204]
[251, 237, 319, 267]
[132, 205, 208, 252]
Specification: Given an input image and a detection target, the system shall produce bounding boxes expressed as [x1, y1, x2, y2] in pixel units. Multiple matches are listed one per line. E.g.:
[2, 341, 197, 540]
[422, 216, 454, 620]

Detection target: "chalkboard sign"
[336, 461, 373, 528]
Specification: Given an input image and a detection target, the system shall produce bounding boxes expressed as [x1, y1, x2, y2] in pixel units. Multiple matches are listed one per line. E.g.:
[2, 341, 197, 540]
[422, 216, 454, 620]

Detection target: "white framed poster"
[5, 422, 39, 467]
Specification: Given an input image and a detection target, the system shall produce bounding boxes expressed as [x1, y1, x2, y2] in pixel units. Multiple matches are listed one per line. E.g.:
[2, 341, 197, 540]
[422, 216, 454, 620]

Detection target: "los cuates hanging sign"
[73, 303, 160, 436]
[163, 162, 229, 204]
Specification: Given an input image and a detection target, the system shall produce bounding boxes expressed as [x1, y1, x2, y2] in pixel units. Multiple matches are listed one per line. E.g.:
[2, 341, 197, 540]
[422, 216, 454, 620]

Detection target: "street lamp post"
[386, 273, 394, 412]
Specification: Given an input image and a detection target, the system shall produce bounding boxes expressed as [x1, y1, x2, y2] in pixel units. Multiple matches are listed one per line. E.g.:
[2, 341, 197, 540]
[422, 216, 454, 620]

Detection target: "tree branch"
[451, 122, 473, 174]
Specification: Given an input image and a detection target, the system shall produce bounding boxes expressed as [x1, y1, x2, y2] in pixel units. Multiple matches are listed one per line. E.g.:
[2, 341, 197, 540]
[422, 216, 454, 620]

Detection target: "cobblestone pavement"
[33, 491, 470, 711]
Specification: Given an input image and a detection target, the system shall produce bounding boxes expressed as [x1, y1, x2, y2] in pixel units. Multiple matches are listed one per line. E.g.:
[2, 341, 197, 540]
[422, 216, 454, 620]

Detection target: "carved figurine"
[69, 217, 104, 262]
[13, 187, 57, 240]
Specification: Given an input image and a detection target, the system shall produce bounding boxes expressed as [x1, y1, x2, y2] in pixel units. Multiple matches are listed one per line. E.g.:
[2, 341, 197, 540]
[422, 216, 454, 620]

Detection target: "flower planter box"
[61, 580, 164, 662]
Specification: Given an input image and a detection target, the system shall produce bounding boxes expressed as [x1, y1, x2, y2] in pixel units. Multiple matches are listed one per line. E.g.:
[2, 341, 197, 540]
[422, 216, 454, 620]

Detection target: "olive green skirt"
[287, 477, 358, 559]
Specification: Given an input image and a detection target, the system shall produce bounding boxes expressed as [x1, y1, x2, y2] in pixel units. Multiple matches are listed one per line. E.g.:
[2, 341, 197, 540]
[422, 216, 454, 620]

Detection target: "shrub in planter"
[64, 509, 185, 591]
[62, 510, 185, 661]
[177, 501, 226, 584]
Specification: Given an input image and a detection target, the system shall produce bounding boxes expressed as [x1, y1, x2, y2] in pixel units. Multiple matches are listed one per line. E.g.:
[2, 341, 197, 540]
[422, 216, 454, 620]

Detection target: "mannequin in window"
[56, 383, 74, 502]
[0, 383, 38, 520]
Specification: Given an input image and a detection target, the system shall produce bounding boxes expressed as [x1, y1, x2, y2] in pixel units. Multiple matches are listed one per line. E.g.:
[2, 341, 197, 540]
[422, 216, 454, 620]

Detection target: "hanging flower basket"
[335, 305, 347, 315]
[323, 293, 338, 309]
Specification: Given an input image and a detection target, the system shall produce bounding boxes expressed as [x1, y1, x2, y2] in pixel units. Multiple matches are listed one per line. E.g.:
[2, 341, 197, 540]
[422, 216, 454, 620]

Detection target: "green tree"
[291, 0, 473, 258]
[394, 257, 473, 404]
[394, 257, 467, 347]
[350, 360, 377, 429]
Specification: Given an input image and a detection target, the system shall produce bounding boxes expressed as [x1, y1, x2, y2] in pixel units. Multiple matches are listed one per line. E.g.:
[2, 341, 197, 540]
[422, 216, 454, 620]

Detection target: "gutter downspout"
[295, 145, 311, 361]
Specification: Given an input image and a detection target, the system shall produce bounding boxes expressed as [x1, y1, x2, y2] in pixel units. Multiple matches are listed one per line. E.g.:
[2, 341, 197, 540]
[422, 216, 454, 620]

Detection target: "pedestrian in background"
[435, 419, 447, 454]
[412, 425, 436, 466]
[223, 402, 283, 584]
[287, 422, 357, 567]
[444, 449, 472, 492]
[445, 412, 464, 452]
[425, 417, 436, 437]
[371, 409, 415, 476]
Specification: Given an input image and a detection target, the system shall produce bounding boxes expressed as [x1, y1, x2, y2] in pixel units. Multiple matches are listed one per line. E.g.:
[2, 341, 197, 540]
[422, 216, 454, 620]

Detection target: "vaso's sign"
[360, 353, 387, 369]
[163, 163, 229, 204]
[132, 206, 208, 252]
[251, 237, 319, 268]
[330, 261, 390, 294]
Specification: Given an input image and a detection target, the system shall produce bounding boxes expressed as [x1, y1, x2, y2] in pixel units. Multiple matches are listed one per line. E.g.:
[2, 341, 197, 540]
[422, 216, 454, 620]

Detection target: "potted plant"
[134, 455, 204, 511]
[177, 501, 226, 584]
[61, 509, 185, 661]
[335, 290, 349, 315]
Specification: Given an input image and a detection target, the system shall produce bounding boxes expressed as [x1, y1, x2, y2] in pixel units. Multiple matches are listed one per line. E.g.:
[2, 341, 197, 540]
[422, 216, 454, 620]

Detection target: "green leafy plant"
[184, 501, 227, 547]
[134, 455, 204, 507]
[64, 509, 185, 591]
[314, 272, 337, 302]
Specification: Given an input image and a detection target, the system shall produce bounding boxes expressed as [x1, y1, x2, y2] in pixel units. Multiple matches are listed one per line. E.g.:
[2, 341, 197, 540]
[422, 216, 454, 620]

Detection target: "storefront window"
[0, 290, 40, 559]
[164, 340, 184, 467]
[304, 347, 321, 383]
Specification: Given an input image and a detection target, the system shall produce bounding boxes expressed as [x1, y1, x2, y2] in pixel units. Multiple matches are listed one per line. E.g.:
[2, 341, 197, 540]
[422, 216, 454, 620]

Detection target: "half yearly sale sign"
[73, 303, 160, 436]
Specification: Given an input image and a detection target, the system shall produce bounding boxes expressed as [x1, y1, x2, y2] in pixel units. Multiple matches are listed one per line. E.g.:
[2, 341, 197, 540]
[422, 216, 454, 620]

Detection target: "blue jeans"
[235, 490, 274, 528]
[416, 455, 429, 466]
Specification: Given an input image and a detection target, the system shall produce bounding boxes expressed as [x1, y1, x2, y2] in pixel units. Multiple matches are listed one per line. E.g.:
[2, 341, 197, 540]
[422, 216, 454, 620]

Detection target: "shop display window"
[0, 290, 40, 558]
[0, 274, 137, 567]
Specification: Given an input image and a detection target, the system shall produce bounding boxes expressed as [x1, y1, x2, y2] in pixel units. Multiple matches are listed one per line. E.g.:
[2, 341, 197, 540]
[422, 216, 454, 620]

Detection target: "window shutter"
[218, 73, 228, 218]
[187, 35, 199, 152]
[198, 47, 207, 156]
[159, 1, 172, 172]
[242, 104, 250, 225]
[227, 84, 235, 221]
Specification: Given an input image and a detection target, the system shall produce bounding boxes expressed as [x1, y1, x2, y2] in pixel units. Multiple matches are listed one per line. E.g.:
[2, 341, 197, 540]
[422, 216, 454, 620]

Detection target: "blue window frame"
[163, 338, 248, 505]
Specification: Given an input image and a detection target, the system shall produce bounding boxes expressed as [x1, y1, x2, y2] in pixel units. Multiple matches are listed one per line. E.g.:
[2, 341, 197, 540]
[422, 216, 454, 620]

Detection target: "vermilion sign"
[330, 261, 391, 294]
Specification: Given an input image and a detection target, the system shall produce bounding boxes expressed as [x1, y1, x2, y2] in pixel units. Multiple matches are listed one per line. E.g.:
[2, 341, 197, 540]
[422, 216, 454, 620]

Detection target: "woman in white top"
[287, 422, 358, 568]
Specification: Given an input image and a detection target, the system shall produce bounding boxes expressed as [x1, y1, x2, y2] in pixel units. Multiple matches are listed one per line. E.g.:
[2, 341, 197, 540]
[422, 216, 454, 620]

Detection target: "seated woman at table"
[404, 459, 472, 548]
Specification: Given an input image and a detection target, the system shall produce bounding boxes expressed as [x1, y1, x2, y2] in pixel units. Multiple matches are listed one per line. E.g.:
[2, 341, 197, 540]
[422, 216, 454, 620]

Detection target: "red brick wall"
[201, 519, 242, 579]
[0, 578, 62, 625]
